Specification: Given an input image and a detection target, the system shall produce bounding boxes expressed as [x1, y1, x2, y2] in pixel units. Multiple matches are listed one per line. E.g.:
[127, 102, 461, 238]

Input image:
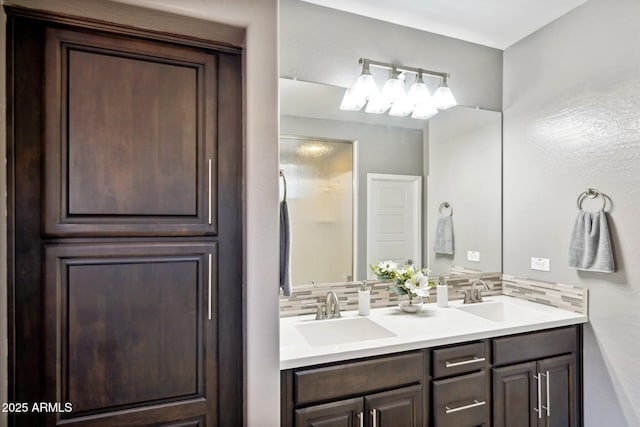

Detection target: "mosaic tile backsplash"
[280, 269, 588, 317]
[279, 269, 502, 318]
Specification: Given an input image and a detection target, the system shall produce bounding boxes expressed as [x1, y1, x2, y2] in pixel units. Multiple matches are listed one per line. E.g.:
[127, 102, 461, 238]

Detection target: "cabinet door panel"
[295, 398, 363, 427]
[43, 242, 216, 425]
[366, 384, 422, 427]
[493, 362, 537, 427]
[539, 354, 577, 427]
[44, 27, 217, 236]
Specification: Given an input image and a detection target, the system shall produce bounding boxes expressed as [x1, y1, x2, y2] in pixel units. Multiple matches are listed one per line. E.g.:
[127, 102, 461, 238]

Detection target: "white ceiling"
[301, 0, 588, 49]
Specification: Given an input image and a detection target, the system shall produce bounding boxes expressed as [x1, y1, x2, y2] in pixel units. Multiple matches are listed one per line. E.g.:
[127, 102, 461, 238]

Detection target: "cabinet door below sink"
[295, 397, 363, 427]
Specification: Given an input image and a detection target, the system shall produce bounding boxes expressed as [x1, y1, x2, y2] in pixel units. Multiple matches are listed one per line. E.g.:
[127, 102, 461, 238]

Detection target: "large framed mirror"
[280, 78, 501, 286]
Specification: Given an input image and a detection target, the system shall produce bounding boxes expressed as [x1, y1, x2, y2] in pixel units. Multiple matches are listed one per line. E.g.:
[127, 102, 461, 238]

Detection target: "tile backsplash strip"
[279, 270, 502, 318]
[502, 274, 588, 315]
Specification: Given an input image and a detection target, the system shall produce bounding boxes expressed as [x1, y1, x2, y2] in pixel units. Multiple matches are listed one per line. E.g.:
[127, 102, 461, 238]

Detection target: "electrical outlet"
[531, 257, 550, 271]
[467, 251, 480, 262]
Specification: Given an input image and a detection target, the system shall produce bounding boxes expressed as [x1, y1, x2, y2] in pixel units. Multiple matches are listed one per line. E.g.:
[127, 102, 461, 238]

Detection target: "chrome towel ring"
[439, 201, 452, 215]
[577, 188, 606, 210]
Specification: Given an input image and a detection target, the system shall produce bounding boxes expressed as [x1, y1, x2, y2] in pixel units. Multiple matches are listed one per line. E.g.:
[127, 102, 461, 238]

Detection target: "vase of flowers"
[370, 260, 435, 313]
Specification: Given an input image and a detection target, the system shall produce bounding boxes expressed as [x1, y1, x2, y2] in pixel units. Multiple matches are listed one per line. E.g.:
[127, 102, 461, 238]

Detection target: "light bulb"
[433, 76, 457, 109]
[408, 73, 432, 107]
[340, 88, 366, 111]
[412, 101, 438, 120]
[365, 94, 391, 114]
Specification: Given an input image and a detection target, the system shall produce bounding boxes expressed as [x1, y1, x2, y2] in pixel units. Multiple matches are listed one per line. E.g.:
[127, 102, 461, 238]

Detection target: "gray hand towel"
[568, 209, 614, 273]
[280, 200, 292, 296]
[433, 214, 454, 255]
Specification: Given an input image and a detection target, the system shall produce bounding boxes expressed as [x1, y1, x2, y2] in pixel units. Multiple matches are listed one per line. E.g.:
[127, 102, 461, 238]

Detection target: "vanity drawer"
[432, 341, 487, 379]
[432, 370, 489, 427]
[492, 326, 577, 367]
[294, 351, 424, 405]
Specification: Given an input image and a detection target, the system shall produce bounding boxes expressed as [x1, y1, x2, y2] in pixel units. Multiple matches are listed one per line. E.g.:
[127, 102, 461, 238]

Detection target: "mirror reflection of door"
[367, 174, 422, 278]
[279, 136, 355, 285]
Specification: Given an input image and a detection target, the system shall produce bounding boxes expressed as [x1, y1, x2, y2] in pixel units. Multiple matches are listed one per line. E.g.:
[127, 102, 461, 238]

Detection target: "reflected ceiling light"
[340, 58, 456, 120]
[432, 75, 457, 109]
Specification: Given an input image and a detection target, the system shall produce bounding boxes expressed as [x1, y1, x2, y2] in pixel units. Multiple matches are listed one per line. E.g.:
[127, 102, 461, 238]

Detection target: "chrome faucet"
[461, 280, 490, 304]
[325, 290, 342, 319]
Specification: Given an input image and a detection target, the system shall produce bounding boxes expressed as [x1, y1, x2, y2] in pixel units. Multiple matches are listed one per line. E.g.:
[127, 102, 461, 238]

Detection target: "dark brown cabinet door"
[295, 398, 364, 427]
[366, 384, 422, 427]
[538, 354, 577, 427]
[43, 242, 217, 426]
[493, 362, 538, 427]
[43, 26, 218, 237]
[8, 11, 242, 427]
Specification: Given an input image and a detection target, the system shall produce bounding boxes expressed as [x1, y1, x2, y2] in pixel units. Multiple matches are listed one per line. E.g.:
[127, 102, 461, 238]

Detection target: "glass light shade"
[352, 73, 379, 101]
[408, 81, 432, 108]
[433, 85, 457, 109]
[340, 88, 366, 111]
[412, 101, 438, 120]
[380, 76, 406, 105]
[365, 94, 391, 114]
[389, 92, 414, 117]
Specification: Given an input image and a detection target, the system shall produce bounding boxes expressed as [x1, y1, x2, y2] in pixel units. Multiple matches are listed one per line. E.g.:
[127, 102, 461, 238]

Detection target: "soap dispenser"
[358, 280, 370, 316]
[437, 275, 449, 308]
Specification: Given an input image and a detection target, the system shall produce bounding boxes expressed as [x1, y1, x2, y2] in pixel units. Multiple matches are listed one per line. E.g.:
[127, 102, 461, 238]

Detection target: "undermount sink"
[455, 301, 546, 322]
[295, 317, 396, 347]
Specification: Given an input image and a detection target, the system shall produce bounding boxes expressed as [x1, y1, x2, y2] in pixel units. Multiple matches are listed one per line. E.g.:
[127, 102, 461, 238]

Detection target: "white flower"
[405, 271, 430, 297]
[377, 260, 398, 274]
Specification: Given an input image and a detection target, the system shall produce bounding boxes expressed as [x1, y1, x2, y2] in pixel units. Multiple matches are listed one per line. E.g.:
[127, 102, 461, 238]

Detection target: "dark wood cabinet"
[282, 352, 426, 427]
[366, 385, 423, 427]
[492, 329, 579, 427]
[283, 326, 582, 427]
[294, 385, 422, 427]
[7, 8, 243, 427]
[295, 398, 363, 427]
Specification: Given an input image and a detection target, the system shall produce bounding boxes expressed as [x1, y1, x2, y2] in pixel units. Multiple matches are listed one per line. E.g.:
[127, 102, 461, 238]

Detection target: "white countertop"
[280, 295, 588, 370]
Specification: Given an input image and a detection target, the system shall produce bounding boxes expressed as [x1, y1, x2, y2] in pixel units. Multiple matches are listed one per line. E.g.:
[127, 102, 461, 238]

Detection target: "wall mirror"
[280, 78, 502, 286]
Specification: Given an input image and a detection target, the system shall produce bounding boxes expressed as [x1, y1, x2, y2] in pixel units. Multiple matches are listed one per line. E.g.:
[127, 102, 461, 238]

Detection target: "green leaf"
[387, 284, 408, 296]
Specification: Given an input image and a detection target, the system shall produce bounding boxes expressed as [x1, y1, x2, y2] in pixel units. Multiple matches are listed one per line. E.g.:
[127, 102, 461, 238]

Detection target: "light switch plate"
[531, 257, 550, 271]
[467, 251, 480, 262]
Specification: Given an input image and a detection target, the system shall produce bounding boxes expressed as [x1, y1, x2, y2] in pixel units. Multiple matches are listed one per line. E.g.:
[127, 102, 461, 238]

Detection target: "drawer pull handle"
[358, 411, 363, 427]
[445, 399, 486, 414]
[445, 356, 486, 368]
[371, 409, 377, 427]
[545, 370, 551, 417]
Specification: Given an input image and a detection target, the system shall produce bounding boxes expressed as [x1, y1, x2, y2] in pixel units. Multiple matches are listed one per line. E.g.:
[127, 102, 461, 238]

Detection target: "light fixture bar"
[359, 58, 448, 80]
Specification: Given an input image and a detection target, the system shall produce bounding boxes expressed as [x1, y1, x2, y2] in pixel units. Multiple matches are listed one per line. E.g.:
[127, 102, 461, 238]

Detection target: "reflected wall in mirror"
[280, 78, 501, 285]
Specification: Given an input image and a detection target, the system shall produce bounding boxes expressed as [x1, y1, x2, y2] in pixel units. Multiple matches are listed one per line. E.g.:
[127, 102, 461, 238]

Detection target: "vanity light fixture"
[340, 58, 457, 120]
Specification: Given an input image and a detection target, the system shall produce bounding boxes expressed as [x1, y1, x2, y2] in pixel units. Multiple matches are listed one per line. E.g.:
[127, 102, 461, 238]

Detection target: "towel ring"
[439, 202, 453, 215]
[577, 188, 606, 210]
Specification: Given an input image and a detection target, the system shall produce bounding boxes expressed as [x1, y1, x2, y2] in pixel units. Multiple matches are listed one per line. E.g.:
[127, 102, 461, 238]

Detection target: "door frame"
[366, 173, 422, 277]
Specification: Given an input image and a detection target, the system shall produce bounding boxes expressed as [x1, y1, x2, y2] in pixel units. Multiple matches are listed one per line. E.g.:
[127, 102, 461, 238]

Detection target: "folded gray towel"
[280, 200, 292, 296]
[568, 209, 614, 273]
[433, 214, 454, 255]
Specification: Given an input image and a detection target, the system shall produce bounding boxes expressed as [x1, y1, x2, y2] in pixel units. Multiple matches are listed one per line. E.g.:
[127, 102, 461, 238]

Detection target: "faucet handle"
[473, 288, 484, 303]
[316, 305, 326, 320]
[459, 290, 473, 304]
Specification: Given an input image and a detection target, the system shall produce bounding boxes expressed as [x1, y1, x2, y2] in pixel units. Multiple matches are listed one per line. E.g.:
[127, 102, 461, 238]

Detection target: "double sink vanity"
[280, 295, 587, 426]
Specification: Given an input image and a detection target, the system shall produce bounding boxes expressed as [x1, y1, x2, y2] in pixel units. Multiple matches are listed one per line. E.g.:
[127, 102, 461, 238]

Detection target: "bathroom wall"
[281, 115, 423, 279]
[280, 0, 503, 111]
[428, 107, 502, 275]
[1, 0, 280, 425]
[503, 0, 640, 424]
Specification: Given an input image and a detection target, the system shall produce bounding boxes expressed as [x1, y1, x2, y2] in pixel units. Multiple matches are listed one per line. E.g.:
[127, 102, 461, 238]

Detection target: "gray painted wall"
[280, 0, 503, 111]
[281, 115, 424, 279]
[503, 0, 640, 425]
[428, 107, 502, 276]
